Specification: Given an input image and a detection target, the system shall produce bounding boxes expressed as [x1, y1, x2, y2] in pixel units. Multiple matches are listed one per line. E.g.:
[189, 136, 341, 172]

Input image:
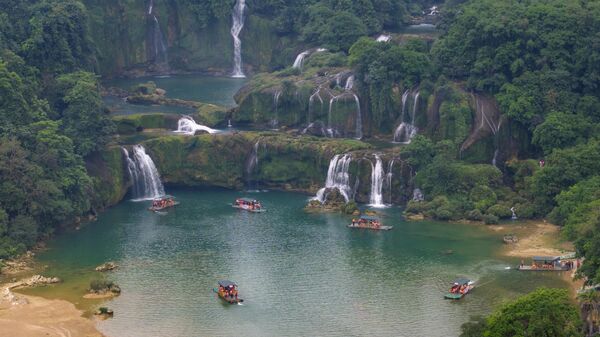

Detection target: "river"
[24, 188, 567, 337]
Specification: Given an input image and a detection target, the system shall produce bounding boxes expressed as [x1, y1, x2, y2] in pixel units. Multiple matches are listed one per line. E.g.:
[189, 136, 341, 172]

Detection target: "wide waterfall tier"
[174, 116, 218, 135]
[369, 154, 386, 208]
[123, 145, 165, 200]
[313, 154, 353, 203]
[393, 90, 420, 144]
[230, 0, 246, 78]
[326, 93, 362, 139]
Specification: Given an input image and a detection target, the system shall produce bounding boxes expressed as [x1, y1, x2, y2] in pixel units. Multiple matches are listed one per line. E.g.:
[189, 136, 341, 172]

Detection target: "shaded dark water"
[105, 75, 247, 107]
[30, 189, 567, 337]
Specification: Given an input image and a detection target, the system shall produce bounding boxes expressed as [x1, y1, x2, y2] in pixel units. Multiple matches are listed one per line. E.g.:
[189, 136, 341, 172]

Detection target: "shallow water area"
[105, 75, 247, 107]
[29, 188, 567, 337]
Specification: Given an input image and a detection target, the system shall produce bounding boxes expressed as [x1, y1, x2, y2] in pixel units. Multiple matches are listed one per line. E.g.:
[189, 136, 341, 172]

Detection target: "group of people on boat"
[450, 283, 469, 295]
[152, 197, 175, 210]
[351, 217, 381, 229]
[234, 198, 262, 211]
[218, 284, 239, 300]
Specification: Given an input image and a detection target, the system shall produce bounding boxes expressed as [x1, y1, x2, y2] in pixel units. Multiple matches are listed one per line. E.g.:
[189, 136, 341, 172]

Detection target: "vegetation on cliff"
[0, 0, 114, 258]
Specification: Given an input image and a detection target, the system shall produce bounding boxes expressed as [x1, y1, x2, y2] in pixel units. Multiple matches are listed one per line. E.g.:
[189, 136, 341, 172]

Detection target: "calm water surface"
[32, 189, 567, 337]
[105, 75, 247, 107]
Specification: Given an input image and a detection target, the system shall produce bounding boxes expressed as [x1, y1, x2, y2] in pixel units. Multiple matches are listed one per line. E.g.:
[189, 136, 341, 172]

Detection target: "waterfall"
[352, 94, 363, 140]
[413, 188, 424, 201]
[376, 34, 391, 42]
[271, 90, 282, 129]
[124, 145, 165, 200]
[147, 0, 168, 65]
[344, 75, 355, 91]
[313, 154, 353, 203]
[230, 0, 246, 78]
[393, 90, 419, 144]
[293, 50, 310, 69]
[292, 48, 326, 69]
[327, 96, 337, 138]
[174, 116, 218, 135]
[308, 87, 324, 123]
[386, 159, 395, 204]
[369, 155, 386, 208]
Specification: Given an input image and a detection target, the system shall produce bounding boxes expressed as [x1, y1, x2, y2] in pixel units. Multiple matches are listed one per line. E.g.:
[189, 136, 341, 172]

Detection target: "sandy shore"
[0, 283, 104, 337]
[490, 221, 573, 258]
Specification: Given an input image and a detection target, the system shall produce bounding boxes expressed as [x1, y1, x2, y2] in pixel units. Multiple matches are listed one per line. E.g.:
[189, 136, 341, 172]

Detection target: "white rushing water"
[124, 145, 165, 200]
[174, 116, 218, 135]
[393, 90, 420, 143]
[230, 0, 246, 78]
[369, 154, 386, 208]
[292, 48, 326, 69]
[314, 154, 353, 203]
[386, 159, 395, 204]
[376, 34, 391, 42]
[344, 75, 355, 91]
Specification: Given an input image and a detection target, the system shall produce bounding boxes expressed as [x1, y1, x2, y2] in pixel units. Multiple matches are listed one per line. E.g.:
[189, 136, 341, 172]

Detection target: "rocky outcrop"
[85, 147, 130, 209]
[95, 262, 118, 272]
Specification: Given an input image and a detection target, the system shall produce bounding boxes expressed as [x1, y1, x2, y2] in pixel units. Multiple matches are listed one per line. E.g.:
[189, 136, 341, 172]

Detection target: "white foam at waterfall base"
[230, 0, 246, 78]
[174, 116, 218, 135]
[313, 154, 352, 203]
[124, 145, 165, 201]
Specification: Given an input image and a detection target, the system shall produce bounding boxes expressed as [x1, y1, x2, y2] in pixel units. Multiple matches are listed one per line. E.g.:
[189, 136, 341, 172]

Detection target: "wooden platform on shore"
[517, 265, 570, 271]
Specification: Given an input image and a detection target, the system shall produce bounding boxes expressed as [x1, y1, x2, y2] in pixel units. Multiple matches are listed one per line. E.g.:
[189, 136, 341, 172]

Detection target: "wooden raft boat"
[213, 280, 244, 304]
[148, 196, 179, 212]
[444, 279, 474, 300]
[347, 215, 393, 231]
[232, 198, 266, 213]
[517, 256, 572, 271]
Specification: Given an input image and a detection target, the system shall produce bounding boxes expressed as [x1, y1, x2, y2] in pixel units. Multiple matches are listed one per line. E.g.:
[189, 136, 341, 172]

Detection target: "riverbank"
[0, 283, 104, 337]
[490, 220, 584, 295]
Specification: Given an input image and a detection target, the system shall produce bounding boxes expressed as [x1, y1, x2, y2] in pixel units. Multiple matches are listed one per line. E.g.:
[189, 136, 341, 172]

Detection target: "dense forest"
[1, 0, 600, 334]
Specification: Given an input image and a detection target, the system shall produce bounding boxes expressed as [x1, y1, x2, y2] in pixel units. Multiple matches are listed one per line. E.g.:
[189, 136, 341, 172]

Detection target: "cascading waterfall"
[124, 145, 165, 200]
[271, 90, 282, 129]
[327, 96, 338, 138]
[386, 159, 395, 204]
[230, 0, 246, 78]
[292, 48, 326, 69]
[352, 94, 362, 140]
[369, 155, 386, 208]
[314, 154, 353, 203]
[174, 116, 218, 135]
[293, 50, 311, 69]
[393, 90, 419, 143]
[147, 0, 168, 65]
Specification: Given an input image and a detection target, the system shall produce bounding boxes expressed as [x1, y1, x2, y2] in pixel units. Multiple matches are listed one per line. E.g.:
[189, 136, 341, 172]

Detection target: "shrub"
[487, 204, 513, 219]
[467, 209, 483, 221]
[90, 279, 113, 292]
[483, 214, 499, 225]
[405, 200, 427, 214]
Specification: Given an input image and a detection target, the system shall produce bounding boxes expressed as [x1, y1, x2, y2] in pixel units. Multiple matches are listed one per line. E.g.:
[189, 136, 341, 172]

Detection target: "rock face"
[82, 0, 294, 76]
[85, 147, 130, 210]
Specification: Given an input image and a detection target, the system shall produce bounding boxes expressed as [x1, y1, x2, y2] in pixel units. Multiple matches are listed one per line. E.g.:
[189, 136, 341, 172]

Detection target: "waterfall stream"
[147, 0, 168, 65]
[124, 145, 165, 200]
[369, 155, 386, 208]
[393, 90, 420, 144]
[271, 90, 282, 129]
[174, 116, 218, 135]
[314, 154, 352, 203]
[292, 48, 326, 69]
[231, 0, 246, 78]
[386, 159, 395, 204]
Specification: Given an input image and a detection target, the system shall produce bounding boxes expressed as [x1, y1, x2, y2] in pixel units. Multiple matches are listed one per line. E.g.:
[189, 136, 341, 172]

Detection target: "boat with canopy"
[444, 278, 474, 300]
[348, 215, 393, 231]
[213, 280, 244, 304]
[233, 198, 266, 213]
[148, 195, 179, 212]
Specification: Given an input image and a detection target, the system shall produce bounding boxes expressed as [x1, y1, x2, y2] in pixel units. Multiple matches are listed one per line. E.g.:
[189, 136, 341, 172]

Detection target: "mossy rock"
[196, 103, 229, 127]
[112, 113, 180, 134]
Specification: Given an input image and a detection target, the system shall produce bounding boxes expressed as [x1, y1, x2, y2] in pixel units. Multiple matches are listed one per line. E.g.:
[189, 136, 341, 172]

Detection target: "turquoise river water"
[26, 188, 568, 337]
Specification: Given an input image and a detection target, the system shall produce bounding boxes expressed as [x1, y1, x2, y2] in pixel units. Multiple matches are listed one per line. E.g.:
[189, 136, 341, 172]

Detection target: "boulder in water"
[95, 261, 118, 272]
[21, 275, 61, 287]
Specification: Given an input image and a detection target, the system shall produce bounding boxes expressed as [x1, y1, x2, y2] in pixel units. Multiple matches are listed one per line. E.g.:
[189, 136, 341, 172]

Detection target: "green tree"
[483, 288, 582, 337]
